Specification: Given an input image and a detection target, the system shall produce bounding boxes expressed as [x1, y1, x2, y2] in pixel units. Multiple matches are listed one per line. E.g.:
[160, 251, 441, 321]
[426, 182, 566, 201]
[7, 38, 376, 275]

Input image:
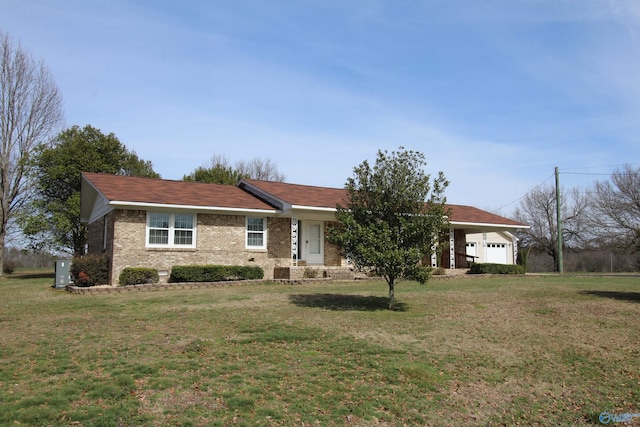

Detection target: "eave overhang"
[449, 220, 530, 231]
[85, 200, 277, 224]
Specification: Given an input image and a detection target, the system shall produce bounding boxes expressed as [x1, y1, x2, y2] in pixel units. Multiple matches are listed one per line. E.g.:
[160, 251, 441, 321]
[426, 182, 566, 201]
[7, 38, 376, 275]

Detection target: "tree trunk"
[388, 280, 395, 310]
[0, 231, 4, 278]
[72, 225, 88, 257]
[0, 210, 7, 278]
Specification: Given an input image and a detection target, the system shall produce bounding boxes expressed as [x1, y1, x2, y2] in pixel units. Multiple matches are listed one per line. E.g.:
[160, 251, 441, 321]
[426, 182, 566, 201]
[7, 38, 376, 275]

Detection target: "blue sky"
[2, 0, 639, 214]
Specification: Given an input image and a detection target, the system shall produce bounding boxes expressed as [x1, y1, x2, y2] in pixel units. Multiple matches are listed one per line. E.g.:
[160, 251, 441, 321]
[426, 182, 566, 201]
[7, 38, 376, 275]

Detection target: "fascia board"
[504, 231, 520, 241]
[290, 205, 337, 213]
[109, 201, 278, 216]
[283, 208, 528, 230]
[80, 177, 100, 222]
[86, 196, 114, 224]
[86, 200, 279, 224]
[237, 180, 290, 210]
[450, 221, 530, 230]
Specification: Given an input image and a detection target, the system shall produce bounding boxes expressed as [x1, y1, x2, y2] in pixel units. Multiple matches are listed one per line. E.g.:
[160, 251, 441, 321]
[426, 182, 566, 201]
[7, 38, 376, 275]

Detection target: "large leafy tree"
[184, 154, 285, 184]
[328, 147, 449, 309]
[20, 124, 159, 256]
[0, 31, 64, 275]
[183, 154, 247, 185]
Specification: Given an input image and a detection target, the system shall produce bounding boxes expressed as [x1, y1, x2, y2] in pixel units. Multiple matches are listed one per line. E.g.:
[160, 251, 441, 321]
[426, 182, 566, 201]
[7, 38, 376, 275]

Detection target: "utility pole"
[555, 167, 564, 273]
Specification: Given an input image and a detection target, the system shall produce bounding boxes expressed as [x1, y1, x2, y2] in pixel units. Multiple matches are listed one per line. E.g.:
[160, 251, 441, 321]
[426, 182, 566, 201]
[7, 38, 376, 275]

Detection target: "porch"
[434, 228, 519, 270]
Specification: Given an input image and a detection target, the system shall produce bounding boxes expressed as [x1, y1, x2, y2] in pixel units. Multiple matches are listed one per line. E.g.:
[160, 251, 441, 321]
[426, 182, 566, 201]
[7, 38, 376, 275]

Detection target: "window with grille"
[246, 217, 267, 249]
[147, 212, 196, 248]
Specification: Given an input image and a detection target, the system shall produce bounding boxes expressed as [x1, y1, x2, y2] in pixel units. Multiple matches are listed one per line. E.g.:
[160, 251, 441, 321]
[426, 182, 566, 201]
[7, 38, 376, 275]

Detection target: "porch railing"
[455, 252, 478, 268]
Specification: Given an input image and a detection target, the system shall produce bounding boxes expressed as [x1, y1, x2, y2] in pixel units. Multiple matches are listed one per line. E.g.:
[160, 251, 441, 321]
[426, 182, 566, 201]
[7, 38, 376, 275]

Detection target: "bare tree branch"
[589, 164, 640, 250]
[0, 31, 63, 273]
[513, 184, 591, 270]
[235, 157, 286, 182]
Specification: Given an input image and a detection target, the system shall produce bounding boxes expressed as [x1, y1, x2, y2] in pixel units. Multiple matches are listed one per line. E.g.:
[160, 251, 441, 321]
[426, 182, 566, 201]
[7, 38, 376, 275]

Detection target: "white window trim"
[146, 212, 197, 249]
[246, 217, 267, 250]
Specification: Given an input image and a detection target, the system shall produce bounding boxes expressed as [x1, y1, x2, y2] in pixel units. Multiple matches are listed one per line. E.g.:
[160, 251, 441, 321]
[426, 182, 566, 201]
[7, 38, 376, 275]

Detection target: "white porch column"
[512, 236, 519, 265]
[482, 233, 488, 263]
[430, 243, 438, 268]
[449, 228, 455, 269]
[291, 217, 298, 266]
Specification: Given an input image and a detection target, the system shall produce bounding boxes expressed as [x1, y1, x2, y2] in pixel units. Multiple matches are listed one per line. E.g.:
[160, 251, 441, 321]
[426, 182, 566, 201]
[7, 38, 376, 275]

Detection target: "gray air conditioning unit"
[54, 260, 72, 289]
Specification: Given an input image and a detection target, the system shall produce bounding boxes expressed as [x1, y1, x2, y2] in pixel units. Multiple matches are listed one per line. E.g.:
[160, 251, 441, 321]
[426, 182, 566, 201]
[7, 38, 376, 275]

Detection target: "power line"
[495, 164, 639, 214]
[559, 163, 640, 176]
[494, 172, 555, 212]
[561, 171, 640, 177]
[561, 172, 612, 176]
[560, 162, 640, 172]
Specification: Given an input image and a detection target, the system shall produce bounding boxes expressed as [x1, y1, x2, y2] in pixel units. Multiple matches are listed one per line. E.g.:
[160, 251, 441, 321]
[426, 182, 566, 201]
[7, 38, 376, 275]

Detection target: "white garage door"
[486, 243, 508, 264]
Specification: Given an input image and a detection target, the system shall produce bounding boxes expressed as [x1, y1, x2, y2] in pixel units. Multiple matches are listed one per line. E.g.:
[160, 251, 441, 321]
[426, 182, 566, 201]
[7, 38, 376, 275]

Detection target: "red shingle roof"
[83, 173, 527, 228]
[447, 204, 526, 227]
[241, 179, 349, 208]
[243, 179, 527, 227]
[82, 173, 275, 211]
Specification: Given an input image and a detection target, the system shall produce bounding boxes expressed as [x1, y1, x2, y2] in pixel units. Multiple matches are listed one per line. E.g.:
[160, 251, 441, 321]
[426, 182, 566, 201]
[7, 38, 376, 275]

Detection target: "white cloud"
[2, 0, 639, 214]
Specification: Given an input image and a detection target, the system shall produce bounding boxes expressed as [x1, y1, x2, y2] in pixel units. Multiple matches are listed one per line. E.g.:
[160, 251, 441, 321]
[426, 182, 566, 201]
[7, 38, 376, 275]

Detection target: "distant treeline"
[525, 249, 639, 273]
[4, 247, 57, 270]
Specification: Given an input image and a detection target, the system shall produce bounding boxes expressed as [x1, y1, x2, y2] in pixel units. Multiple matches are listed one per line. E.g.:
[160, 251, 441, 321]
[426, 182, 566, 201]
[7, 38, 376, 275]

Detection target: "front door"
[304, 221, 324, 265]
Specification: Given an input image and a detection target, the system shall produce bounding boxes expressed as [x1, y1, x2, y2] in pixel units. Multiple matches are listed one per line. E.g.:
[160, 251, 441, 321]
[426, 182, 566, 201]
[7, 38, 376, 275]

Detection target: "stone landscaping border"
[65, 278, 336, 295]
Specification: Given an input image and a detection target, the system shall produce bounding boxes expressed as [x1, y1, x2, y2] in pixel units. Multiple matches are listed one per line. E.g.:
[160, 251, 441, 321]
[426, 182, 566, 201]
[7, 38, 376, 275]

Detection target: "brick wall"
[454, 229, 466, 257]
[87, 210, 349, 285]
[324, 221, 344, 266]
[86, 212, 116, 283]
[91, 210, 296, 284]
[86, 219, 104, 255]
[267, 217, 291, 260]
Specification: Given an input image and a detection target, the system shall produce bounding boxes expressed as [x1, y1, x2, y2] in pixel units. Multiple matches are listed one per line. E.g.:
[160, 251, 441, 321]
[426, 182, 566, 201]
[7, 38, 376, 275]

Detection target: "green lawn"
[1, 272, 638, 426]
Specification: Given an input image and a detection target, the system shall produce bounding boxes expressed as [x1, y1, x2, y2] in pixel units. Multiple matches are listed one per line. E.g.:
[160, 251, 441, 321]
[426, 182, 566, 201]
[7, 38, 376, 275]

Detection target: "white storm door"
[305, 221, 324, 265]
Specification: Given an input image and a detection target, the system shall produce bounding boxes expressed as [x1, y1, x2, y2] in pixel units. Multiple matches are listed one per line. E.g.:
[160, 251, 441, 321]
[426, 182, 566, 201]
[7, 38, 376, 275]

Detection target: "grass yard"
[0, 272, 638, 426]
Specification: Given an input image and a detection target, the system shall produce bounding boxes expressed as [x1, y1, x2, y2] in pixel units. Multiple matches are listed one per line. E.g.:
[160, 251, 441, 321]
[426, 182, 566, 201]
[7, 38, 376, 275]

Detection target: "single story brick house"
[80, 173, 528, 285]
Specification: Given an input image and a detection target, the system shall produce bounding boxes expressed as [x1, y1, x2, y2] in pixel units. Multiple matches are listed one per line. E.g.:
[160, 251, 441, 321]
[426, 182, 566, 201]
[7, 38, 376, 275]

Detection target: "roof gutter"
[109, 200, 278, 215]
[450, 221, 529, 229]
[290, 205, 337, 213]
